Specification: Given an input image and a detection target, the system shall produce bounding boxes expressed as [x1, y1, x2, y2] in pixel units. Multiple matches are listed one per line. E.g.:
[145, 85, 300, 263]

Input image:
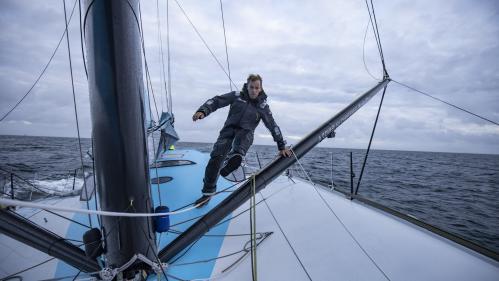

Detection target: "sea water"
[1, 135, 498, 254]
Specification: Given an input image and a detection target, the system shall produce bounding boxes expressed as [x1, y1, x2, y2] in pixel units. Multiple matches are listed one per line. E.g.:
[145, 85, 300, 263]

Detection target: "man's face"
[247, 80, 262, 100]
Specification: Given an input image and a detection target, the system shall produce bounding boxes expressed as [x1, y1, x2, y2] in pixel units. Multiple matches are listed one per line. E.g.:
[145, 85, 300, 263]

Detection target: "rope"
[0, 0, 78, 123]
[62, 0, 92, 228]
[355, 84, 388, 195]
[392, 79, 499, 127]
[290, 149, 391, 281]
[168, 233, 271, 267]
[172, 0, 238, 90]
[219, 0, 233, 91]
[250, 175, 258, 281]
[0, 198, 208, 217]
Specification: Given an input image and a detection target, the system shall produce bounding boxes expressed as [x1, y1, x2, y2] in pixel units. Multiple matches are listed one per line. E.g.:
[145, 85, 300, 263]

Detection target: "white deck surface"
[0, 196, 81, 280]
[209, 176, 499, 281]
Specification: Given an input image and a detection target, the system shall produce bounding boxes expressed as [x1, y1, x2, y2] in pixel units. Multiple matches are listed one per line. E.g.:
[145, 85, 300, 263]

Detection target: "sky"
[0, 0, 498, 154]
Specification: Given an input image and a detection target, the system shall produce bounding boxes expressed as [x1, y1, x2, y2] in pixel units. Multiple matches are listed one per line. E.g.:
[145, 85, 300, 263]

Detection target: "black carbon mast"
[84, 0, 156, 273]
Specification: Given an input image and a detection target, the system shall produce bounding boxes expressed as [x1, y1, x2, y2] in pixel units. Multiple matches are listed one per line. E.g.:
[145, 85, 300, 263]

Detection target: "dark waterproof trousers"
[202, 126, 254, 195]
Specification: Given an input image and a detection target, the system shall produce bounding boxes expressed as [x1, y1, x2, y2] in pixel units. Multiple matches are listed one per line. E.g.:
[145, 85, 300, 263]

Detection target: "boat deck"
[1, 148, 498, 280]
[150, 149, 499, 281]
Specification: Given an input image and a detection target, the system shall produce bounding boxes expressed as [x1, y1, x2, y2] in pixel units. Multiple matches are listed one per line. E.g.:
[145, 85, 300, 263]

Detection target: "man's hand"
[192, 111, 205, 121]
[279, 148, 292, 158]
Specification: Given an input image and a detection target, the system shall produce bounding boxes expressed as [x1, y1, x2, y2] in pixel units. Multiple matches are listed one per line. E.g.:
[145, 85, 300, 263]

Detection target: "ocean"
[1, 134, 498, 254]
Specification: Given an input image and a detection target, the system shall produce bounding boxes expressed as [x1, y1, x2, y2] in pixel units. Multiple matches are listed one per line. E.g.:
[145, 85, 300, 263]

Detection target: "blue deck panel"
[55, 149, 233, 280]
[149, 149, 234, 280]
[55, 197, 101, 278]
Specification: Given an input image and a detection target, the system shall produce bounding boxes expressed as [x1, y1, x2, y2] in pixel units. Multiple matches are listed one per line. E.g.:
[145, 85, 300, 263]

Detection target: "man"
[192, 74, 292, 206]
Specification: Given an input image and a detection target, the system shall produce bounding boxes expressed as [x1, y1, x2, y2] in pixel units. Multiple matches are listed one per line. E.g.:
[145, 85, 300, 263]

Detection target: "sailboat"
[1, 0, 498, 280]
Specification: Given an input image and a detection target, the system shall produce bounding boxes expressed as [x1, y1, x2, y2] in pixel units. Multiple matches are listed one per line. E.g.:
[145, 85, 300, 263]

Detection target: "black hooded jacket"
[197, 86, 286, 150]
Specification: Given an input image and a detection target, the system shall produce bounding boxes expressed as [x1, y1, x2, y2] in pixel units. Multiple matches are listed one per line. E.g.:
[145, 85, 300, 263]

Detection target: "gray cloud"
[1, 0, 498, 154]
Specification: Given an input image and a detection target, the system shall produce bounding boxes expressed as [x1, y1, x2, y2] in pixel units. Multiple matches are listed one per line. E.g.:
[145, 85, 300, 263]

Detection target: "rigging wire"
[172, 0, 238, 90]
[392, 80, 499, 127]
[0, 232, 93, 281]
[219, 0, 233, 92]
[166, 0, 174, 114]
[0, 0, 78, 123]
[137, 1, 164, 205]
[363, 0, 387, 78]
[369, 0, 386, 64]
[70, 270, 81, 281]
[355, 85, 388, 195]
[62, 0, 92, 229]
[44, 209, 91, 229]
[0, 257, 56, 281]
[290, 149, 391, 281]
[0, 238, 93, 281]
[258, 192, 313, 281]
[156, 0, 169, 112]
[362, 19, 382, 81]
[136, 1, 161, 122]
[363, 0, 383, 65]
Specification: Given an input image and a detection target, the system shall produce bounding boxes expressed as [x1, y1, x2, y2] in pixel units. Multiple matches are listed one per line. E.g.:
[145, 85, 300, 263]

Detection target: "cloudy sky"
[1, 0, 498, 154]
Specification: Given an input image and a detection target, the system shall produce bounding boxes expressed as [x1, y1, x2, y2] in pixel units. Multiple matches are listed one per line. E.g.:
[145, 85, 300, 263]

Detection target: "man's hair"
[247, 74, 262, 84]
